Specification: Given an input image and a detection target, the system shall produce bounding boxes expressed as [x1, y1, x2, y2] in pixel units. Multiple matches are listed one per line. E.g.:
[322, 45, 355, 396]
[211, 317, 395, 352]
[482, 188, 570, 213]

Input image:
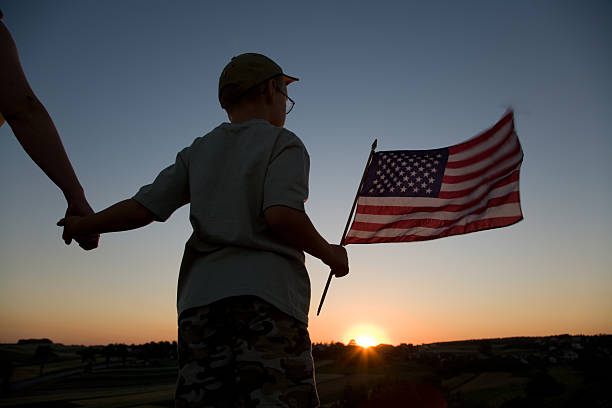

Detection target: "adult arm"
[264, 205, 348, 277]
[0, 20, 98, 248]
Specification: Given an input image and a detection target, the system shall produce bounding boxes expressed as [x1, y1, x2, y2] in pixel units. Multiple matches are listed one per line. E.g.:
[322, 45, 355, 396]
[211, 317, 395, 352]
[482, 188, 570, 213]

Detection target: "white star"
[409, 158, 414, 162]
[408, 182, 414, 187]
[403, 176, 409, 181]
[421, 183, 427, 188]
[399, 171, 405, 176]
[376, 170, 381, 175]
[436, 154, 442, 158]
[429, 177, 435, 183]
[426, 163, 432, 168]
[411, 171, 417, 176]
[401, 161, 406, 166]
[418, 167, 424, 172]
[413, 187, 419, 192]
[426, 188, 432, 194]
[401, 187, 407, 192]
[390, 187, 395, 192]
[369, 188, 374, 193]
[382, 164, 387, 169]
[373, 180, 378, 185]
[424, 172, 430, 177]
[396, 181, 401, 186]
[431, 169, 437, 173]
[434, 160, 439, 165]
[416, 177, 422, 182]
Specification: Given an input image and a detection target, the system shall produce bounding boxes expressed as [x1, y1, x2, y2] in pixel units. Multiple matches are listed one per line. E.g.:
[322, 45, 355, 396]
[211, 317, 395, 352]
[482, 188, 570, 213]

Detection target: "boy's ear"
[263, 79, 276, 105]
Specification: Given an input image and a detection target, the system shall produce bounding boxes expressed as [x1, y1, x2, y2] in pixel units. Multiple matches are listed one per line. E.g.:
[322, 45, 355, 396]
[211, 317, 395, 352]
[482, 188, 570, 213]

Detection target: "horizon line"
[4, 332, 611, 348]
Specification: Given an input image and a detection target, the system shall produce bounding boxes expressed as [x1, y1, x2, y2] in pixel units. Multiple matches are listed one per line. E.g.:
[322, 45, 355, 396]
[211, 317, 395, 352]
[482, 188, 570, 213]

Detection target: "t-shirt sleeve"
[133, 148, 190, 222]
[263, 132, 310, 212]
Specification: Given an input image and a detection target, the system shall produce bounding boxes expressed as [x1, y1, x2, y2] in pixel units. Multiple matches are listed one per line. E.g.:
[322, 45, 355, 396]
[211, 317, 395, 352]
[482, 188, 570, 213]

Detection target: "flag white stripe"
[445, 120, 513, 162]
[354, 182, 518, 223]
[347, 202, 522, 239]
[443, 132, 520, 177]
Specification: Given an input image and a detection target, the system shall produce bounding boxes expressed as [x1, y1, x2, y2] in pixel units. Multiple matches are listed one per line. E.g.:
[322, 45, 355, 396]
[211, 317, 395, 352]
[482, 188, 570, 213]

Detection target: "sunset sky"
[1, 1, 610, 346]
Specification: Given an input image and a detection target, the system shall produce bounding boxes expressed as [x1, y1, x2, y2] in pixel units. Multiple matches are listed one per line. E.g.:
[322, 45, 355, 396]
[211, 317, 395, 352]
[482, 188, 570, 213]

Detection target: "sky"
[0, 0, 611, 346]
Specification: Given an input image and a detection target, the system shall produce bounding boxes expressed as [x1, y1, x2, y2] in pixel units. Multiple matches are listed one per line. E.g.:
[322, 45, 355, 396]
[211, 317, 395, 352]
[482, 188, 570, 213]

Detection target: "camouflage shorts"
[175, 296, 319, 408]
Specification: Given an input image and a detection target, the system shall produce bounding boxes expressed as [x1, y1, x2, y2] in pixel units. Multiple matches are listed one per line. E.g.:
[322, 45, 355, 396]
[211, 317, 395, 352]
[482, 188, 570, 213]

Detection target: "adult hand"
[57, 215, 83, 246]
[64, 197, 99, 250]
[325, 244, 349, 278]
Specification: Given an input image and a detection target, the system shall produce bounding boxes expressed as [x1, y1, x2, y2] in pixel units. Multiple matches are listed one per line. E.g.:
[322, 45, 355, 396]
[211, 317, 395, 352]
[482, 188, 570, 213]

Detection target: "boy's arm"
[264, 205, 348, 277]
[58, 199, 155, 245]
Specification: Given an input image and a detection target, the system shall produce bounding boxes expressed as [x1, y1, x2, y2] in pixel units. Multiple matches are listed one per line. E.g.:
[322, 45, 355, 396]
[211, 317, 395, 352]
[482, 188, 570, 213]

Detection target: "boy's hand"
[325, 244, 349, 278]
[57, 216, 87, 248]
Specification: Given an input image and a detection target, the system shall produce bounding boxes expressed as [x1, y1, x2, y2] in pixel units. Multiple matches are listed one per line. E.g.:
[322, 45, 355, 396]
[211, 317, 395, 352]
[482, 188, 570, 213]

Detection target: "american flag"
[344, 111, 523, 244]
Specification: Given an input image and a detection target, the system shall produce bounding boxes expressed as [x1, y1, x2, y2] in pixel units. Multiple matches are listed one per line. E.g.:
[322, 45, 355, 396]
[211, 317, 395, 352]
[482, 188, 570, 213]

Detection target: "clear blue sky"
[1, 0, 610, 345]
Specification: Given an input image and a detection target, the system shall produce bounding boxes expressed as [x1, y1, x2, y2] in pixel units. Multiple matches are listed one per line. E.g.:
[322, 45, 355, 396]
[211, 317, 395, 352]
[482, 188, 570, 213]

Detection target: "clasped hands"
[58, 197, 98, 250]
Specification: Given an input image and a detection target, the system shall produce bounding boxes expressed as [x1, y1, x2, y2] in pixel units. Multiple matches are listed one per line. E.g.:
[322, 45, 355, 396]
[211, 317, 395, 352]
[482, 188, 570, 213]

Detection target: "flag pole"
[317, 138, 378, 316]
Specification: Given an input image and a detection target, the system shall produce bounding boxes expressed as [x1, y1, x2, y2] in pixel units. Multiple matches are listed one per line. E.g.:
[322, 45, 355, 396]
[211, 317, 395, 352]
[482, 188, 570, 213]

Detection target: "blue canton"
[360, 148, 449, 198]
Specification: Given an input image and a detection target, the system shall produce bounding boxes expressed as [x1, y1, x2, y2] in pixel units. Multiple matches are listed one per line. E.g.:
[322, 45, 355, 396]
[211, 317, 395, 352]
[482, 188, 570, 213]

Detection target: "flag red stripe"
[445, 129, 515, 169]
[448, 111, 513, 155]
[350, 192, 519, 232]
[344, 216, 523, 244]
[438, 162, 521, 199]
[442, 141, 522, 184]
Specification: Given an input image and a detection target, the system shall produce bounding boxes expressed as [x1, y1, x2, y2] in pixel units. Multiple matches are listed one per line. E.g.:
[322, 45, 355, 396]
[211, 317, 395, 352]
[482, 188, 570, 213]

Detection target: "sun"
[345, 323, 387, 348]
[355, 335, 377, 348]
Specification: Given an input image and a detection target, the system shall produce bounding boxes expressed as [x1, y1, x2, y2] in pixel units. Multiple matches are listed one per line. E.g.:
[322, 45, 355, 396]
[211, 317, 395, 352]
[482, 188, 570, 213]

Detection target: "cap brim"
[283, 74, 299, 84]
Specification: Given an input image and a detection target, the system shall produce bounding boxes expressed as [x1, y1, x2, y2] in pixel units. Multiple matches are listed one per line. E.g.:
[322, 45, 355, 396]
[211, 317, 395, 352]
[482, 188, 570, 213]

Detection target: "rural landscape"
[1, 334, 611, 407]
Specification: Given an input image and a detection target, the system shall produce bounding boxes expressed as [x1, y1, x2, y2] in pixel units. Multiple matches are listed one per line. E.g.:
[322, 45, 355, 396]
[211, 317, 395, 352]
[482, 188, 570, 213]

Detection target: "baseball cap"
[218, 53, 298, 108]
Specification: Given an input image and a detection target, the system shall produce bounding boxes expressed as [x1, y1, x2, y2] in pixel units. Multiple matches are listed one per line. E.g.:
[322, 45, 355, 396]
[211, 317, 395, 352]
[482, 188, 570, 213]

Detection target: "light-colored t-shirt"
[133, 119, 311, 324]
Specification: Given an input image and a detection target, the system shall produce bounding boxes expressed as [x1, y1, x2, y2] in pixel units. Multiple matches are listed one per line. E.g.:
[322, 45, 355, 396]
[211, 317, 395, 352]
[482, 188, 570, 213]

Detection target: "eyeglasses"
[277, 89, 295, 114]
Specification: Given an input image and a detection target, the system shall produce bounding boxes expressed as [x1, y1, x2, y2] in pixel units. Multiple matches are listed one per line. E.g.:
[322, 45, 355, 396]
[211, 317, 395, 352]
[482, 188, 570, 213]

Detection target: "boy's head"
[219, 53, 298, 127]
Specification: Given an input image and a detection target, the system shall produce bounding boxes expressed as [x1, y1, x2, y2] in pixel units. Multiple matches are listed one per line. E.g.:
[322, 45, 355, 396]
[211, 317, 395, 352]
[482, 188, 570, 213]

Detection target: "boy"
[58, 53, 349, 407]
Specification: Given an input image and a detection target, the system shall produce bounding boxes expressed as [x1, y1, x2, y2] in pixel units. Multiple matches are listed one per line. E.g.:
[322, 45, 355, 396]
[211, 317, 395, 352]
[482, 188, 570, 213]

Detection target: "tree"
[101, 345, 114, 368]
[34, 345, 56, 376]
[115, 344, 128, 367]
[77, 347, 96, 373]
